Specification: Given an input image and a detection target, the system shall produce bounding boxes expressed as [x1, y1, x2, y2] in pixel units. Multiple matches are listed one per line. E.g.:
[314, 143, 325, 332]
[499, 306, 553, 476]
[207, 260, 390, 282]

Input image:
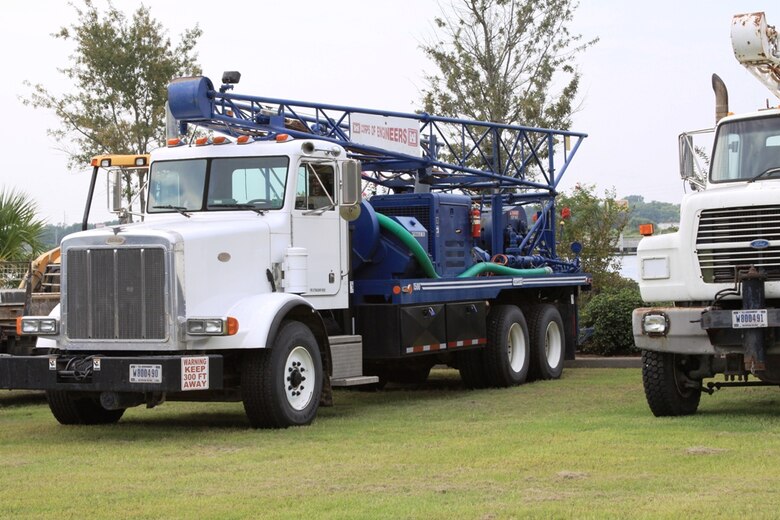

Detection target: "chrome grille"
[66, 247, 166, 340]
[697, 205, 780, 283]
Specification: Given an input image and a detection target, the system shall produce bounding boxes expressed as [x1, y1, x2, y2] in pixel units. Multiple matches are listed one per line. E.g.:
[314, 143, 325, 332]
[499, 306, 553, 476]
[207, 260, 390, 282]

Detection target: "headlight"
[186, 317, 238, 336]
[18, 317, 59, 335]
[642, 312, 669, 336]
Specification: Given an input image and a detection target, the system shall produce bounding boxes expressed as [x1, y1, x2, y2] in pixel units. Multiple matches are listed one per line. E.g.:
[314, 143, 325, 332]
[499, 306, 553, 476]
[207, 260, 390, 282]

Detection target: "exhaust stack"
[712, 73, 729, 124]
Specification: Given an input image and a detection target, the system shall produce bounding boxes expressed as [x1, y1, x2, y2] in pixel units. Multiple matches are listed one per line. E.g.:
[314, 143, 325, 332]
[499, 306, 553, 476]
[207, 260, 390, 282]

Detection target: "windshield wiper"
[152, 205, 191, 218]
[209, 203, 266, 215]
[747, 166, 780, 183]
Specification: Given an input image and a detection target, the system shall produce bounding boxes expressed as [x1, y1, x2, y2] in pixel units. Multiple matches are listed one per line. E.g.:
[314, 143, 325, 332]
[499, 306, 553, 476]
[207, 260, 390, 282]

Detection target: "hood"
[61, 212, 287, 317]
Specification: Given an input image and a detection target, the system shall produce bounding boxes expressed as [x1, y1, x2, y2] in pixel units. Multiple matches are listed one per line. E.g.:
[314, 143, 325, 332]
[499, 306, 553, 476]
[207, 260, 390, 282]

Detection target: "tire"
[527, 304, 565, 380]
[483, 305, 530, 387]
[241, 321, 323, 428]
[642, 350, 701, 417]
[46, 391, 125, 425]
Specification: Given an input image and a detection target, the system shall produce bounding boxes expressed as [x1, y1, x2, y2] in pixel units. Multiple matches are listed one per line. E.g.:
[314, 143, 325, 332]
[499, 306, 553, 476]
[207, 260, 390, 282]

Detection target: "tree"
[0, 188, 46, 261]
[24, 0, 202, 217]
[557, 184, 631, 294]
[422, 0, 596, 131]
[625, 195, 680, 228]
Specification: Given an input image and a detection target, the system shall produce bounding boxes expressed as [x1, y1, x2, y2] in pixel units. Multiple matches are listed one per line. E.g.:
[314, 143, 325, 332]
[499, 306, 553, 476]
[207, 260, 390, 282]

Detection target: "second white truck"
[634, 12, 780, 415]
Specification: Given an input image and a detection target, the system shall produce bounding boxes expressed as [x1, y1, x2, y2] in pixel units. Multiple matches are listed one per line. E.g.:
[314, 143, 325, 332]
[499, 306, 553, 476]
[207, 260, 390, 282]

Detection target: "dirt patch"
[685, 446, 727, 455]
[557, 470, 589, 480]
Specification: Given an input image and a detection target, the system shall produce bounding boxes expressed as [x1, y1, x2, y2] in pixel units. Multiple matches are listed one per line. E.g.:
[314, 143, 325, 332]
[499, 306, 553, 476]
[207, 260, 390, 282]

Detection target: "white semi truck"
[634, 12, 780, 415]
[1, 73, 590, 428]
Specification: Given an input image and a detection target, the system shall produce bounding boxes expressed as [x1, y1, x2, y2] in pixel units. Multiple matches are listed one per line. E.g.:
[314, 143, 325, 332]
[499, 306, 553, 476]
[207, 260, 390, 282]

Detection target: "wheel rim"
[507, 322, 527, 373]
[284, 346, 315, 411]
[544, 321, 563, 368]
[673, 355, 697, 398]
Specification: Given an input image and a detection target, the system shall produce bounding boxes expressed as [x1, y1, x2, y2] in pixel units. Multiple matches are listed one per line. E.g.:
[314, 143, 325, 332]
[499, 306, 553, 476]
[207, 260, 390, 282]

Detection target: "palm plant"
[0, 188, 46, 261]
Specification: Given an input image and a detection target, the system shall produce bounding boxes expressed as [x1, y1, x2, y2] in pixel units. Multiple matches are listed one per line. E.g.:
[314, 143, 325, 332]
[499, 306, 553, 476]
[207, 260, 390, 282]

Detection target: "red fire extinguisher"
[471, 208, 481, 238]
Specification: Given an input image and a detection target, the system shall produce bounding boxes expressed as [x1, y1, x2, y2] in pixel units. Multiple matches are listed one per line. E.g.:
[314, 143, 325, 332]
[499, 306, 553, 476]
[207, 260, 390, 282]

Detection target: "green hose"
[375, 212, 440, 279]
[374, 211, 553, 280]
[455, 263, 553, 278]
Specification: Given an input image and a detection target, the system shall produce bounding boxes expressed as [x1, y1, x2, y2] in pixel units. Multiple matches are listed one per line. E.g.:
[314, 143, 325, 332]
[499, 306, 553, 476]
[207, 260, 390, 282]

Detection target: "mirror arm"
[82, 165, 100, 231]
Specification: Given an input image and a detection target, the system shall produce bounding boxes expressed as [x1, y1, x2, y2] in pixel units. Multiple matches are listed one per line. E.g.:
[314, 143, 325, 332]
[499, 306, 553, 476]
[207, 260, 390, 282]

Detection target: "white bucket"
[284, 247, 309, 294]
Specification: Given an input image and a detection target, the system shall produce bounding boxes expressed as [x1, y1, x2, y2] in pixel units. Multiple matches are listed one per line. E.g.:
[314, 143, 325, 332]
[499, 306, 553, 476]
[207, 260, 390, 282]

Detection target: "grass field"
[2, 367, 780, 519]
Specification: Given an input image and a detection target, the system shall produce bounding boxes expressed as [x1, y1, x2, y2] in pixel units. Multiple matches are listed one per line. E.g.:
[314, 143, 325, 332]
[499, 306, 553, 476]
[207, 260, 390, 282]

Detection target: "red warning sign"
[181, 356, 209, 391]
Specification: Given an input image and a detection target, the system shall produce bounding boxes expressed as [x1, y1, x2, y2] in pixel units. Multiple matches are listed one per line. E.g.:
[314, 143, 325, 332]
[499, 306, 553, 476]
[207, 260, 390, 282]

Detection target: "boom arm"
[732, 12, 780, 99]
[167, 75, 588, 267]
[167, 77, 586, 196]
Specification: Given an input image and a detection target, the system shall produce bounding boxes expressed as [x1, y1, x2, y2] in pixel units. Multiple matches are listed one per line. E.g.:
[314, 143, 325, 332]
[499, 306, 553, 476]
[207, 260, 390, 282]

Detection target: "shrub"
[580, 284, 644, 356]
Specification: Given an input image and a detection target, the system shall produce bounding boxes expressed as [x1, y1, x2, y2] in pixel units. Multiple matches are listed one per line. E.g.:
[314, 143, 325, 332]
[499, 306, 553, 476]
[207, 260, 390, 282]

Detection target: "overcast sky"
[1, 1, 776, 224]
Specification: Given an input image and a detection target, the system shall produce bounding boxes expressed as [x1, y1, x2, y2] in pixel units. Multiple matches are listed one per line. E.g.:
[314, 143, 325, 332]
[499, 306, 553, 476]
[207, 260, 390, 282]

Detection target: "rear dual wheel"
[527, 304, 565, 380]
[484, 305, 531, 386]
[459, 305, 530, 388]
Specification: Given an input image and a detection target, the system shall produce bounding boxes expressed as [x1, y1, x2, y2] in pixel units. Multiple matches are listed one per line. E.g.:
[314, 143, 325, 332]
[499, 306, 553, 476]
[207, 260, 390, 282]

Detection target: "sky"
[0, 1, 777, 224]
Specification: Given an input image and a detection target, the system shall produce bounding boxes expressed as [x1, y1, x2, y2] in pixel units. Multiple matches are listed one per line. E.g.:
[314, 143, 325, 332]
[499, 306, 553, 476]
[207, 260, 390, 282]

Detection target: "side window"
[295, 163, 336, 210]
[726, 134, 740, 180]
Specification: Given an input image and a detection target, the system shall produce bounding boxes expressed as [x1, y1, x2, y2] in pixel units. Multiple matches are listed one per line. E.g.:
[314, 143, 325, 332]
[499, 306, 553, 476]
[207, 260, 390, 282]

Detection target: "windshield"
[147, 156, 289, 213]
[710, 116, 780, 183]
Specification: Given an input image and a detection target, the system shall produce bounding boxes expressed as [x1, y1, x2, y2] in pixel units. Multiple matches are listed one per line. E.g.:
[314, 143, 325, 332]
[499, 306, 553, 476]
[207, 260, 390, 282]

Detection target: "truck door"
[291, 161, 343, 296]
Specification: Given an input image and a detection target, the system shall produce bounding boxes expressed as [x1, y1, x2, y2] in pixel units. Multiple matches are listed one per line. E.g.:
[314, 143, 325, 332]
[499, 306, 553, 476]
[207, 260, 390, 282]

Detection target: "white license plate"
[129, 364, 163, 383]
[732, 309, 768, 329]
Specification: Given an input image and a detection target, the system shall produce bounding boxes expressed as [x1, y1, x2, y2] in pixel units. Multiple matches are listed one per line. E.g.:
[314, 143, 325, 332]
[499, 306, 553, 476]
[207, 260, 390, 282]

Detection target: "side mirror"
[339, 160, 362, 221]
[678, 133, 695, 181]
[341, 160, 361, 206]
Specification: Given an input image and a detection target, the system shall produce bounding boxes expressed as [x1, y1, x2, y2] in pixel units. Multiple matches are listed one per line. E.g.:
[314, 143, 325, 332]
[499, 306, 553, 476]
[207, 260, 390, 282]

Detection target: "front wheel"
[642, 350, 701, 416]
[46, 391, 125, 425]
[242, 321, 323, 428]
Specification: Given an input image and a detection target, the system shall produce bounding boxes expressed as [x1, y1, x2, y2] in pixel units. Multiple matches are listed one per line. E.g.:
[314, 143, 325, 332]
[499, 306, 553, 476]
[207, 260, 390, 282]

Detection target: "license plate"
[129, 364, 163, 383]
[732, 309, 768, 329]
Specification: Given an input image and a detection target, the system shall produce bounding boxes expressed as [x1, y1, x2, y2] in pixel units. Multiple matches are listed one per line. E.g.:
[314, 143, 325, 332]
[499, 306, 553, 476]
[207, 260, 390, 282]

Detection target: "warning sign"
[350, 112, 421, 156]
[181, 356, 209, 391]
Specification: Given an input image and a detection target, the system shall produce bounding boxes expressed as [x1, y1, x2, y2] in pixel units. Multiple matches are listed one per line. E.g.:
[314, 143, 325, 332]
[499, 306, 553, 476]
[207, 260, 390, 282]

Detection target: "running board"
[329, 334, 376, 386]
[331, 375, 379, 387]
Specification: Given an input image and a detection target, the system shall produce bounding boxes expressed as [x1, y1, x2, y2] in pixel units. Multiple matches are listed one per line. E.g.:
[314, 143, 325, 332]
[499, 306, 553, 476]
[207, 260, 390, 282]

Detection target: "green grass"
[2, 368, 780, 519]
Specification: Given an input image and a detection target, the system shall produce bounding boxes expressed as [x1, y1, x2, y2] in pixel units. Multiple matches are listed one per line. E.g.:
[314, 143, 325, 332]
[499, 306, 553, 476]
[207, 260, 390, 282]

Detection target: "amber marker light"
[227, 317, 239, 336]
[639, 223, 655, 236]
